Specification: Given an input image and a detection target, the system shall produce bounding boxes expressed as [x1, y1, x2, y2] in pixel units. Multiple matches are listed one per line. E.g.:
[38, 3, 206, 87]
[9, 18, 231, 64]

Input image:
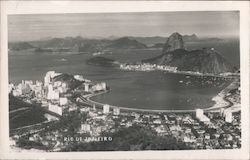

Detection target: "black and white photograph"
[0, 1, 249, 159]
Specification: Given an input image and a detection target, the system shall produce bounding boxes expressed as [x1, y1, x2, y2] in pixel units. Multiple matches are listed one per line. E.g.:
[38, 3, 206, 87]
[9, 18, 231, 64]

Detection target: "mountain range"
[8, 34, 222, 52]
[8, 32, 237, 75]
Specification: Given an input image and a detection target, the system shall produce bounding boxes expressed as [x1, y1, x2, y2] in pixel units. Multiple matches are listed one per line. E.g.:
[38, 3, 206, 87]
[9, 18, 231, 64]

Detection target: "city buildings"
[225, 111, 233, 123]
[103, 104, 110, 114]
[113, 107, 120, 115]
[48, 103, 63, 116]
[44, 71, 61, 86]
[59, 97, 68, 106]
[196, 109, 210, 122]
[9, 71, 241, 151]
[84, 83, 90, 92]
[91, 82, 106, 92]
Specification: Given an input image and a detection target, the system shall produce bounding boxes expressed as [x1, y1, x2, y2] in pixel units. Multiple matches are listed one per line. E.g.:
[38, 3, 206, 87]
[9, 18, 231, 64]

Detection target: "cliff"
[162, 32, 185, 53]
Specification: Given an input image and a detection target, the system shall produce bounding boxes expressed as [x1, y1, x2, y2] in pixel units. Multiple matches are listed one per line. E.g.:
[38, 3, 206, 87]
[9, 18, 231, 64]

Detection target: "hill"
[86, 56, 120, 67]
[143, 32, 236, 74]
[22, 37, 147, 52]
[144, 48, 236, 74]
[107, 37, 147, 49]
[53, 73, 83, 90]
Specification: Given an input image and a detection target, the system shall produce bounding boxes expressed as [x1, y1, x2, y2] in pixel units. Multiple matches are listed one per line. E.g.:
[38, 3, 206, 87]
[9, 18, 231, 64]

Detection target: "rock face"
[143, 32, 236, 74]
[162, 32, 185, 53]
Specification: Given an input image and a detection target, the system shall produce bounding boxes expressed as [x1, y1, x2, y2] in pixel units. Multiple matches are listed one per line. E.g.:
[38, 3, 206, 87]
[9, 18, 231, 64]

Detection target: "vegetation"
[62, 124, 190, 151]
[86, 56, 119, 67]
[9, 95, 32, 111]
[9, 108, 47, 130]
[17, 137, 49, 150]
[9, 95, 47, 130]
[53, 73, 83, 91]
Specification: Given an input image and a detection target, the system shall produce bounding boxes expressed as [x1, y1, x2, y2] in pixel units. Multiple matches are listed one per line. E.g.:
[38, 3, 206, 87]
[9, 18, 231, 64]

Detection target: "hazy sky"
[8, 11, 239, 42]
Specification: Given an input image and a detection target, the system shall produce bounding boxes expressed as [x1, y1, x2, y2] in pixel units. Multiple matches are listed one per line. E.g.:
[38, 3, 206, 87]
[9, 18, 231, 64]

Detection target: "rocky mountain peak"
[162, 32, 185, 53]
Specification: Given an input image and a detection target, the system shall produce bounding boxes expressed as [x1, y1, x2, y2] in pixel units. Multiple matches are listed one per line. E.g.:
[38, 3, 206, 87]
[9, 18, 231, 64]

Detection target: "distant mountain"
[199, 37, 223, 42]
[8, 35, 225, 53]
[183, 34, 199, 42]
[31, 36, 108, 50]
[129, 36, 167, 46]
[143, 32, 236, 74]
[8, 42, 35, 51]
[26, 36, 147, 52]
[107, 37, 147, 49]
[131, 34, 222, 47]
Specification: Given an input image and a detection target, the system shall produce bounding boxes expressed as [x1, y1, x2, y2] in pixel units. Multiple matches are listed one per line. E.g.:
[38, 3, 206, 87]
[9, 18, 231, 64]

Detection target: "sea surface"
[9, 41, 238, 110]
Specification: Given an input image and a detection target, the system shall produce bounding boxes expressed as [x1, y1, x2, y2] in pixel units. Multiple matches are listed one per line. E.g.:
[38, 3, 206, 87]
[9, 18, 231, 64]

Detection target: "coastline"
[120, 63, 239, 79]
[85, 78, 239, 114]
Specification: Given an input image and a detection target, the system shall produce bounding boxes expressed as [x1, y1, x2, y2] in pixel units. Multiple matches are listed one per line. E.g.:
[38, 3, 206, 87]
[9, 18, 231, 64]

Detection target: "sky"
[8, 11, 239, 42]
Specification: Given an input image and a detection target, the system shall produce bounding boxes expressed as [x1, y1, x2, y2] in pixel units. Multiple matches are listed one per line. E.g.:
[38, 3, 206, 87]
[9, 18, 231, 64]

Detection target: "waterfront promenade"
[81, 92, 196, 114]
[120, 63, 239, 80]
[79, 79, 239, 114]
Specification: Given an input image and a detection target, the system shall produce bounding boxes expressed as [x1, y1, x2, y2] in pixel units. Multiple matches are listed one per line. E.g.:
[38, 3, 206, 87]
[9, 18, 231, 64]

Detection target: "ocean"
[9, 51, 236, 110]
[9, 40, 238, 110]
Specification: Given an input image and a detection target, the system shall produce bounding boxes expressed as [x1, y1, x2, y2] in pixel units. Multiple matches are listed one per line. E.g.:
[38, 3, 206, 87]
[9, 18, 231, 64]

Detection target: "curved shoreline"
[86, 93, 194, 113]
[83, 84, 232, 113]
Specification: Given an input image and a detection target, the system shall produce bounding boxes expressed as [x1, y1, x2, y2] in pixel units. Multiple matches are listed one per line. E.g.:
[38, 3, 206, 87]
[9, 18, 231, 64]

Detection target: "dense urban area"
[9, 70, 241, 152]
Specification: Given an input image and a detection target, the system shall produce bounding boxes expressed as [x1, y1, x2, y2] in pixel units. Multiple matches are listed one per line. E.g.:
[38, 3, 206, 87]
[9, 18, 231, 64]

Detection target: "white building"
[48, 103, 63, 116]
[103, 104, 110, 114]
[220, 108, 225, 116]
[35, 80, 43, 86]
[196, 109, 204, 118]
[34, 85, 43, 98]
[12, 84, 23, 96]
[84, 83, 90, 92]
[23, 80, 33, 85]
[100, 82, 106, 90]
[81, 124, 91, 132]
[225, 111, 233, 123]
[59, 97, 68, 106]
[8, 83, 14, 94]
[47, 84, 60, 100]
[44, 71, 54, 86]
[196, 109, 210, 122]
[199, 116, 210, 122]
[47, 84, 54, 100]
[44, 71, 61, 86]
[113, 107, 120, 115]
[91, 82, 107, 92]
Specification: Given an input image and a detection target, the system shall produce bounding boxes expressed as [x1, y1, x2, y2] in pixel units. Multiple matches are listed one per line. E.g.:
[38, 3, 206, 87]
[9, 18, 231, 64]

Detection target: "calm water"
[9, 42, 238, 110]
